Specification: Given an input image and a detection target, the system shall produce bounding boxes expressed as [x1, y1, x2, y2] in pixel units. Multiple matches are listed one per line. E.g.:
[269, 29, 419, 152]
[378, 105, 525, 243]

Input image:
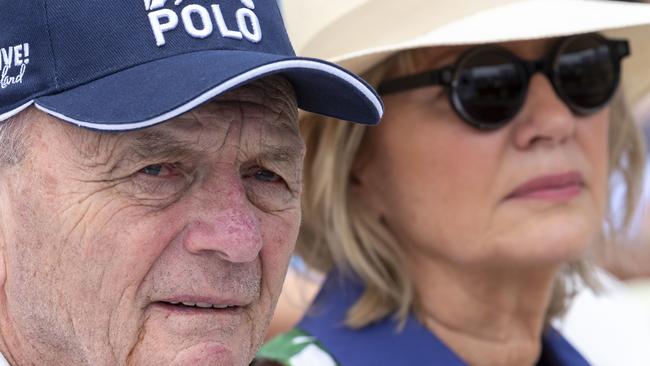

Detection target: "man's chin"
[170, 343, 240, 366]
[127, 313, 257, 366]
[127, 339, 252, 366]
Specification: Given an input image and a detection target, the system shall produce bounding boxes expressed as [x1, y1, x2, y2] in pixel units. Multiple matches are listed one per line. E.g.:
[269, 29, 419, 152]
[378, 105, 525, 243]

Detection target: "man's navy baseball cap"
[0, 0, 383, 130]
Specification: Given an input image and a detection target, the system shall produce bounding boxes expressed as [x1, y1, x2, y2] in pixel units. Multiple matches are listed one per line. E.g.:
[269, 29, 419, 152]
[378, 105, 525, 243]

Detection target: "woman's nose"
[511, 73, 578, 149]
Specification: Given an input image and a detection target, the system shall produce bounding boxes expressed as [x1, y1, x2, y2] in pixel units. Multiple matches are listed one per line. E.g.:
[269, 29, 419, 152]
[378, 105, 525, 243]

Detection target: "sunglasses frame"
[377, 34, 630, 130]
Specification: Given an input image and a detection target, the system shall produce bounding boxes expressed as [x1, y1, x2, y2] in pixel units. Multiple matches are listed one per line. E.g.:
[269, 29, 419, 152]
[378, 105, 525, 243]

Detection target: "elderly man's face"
[0, 78, 303, 366]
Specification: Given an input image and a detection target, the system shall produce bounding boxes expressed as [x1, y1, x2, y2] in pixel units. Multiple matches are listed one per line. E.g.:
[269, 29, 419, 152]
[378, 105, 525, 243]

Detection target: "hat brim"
[298, 0, 650, 69]
[290, 0, 650, 105]
[34, 50, 383, 131]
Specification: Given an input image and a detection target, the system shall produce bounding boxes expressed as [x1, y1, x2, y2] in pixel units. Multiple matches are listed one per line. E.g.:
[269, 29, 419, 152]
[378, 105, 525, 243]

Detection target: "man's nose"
[183, 180, 263, 263]
[512, 74, 577, 149]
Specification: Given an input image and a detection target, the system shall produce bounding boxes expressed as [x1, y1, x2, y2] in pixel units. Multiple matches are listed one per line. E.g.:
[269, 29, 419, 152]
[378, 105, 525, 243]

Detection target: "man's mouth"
[162, 301, 239, 310]
[153, 298, 249, 314]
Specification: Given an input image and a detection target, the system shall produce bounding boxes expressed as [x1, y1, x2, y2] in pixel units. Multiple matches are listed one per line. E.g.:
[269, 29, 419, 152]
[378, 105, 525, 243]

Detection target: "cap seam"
[42, 0, 61, 90]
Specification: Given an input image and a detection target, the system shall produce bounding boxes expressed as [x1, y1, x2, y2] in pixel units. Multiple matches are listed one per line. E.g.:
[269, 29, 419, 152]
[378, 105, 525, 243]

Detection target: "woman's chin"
[491, 217, 598, 268]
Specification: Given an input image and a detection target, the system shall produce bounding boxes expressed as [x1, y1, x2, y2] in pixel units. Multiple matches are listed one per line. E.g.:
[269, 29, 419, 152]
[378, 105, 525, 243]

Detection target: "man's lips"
[506, 171, 585, 201]
[152, 296, 251, 313]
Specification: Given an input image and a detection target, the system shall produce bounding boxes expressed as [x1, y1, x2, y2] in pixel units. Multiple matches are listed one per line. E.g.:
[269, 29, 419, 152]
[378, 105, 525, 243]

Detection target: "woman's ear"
[350, 138, 370, 189]
[350, 170, 362, 187]
[349, 140, 385, 217]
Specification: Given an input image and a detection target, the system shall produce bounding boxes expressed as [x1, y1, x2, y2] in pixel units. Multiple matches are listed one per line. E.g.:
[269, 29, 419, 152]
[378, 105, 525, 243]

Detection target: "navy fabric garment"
[298, 272, 591, 366]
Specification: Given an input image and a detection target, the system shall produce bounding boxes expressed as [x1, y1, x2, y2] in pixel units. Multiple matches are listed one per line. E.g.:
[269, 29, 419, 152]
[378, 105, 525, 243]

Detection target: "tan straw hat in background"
[282, 0, 650, 105]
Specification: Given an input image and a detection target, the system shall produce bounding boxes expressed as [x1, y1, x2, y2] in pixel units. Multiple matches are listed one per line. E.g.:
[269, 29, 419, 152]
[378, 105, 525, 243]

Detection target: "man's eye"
[254, 169, 282, 183]
[139, 164, 176, 177]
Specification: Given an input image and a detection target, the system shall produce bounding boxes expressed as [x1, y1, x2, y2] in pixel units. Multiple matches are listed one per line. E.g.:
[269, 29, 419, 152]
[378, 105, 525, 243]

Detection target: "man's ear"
[0, 173, 19, 296]
[0, 197, 9, 293]
[0, 226, 9, 326]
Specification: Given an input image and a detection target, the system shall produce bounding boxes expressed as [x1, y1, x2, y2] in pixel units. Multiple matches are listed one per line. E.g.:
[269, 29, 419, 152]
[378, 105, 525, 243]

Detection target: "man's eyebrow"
[257, 144, 304, 165]
[127, 130, 197, 160]
[113, 125, 304, 170]
[265, 117, 300, 137]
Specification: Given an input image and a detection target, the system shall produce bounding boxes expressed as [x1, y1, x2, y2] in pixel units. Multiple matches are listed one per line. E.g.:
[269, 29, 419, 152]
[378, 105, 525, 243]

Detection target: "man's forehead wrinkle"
[247, 117, 304, 163]
[231, 95, 249, 164]
[57, 122, 127, 172]
[168, 77, 298, 143]
[216, 95, 297, 125]
[47, 78, 299, 175]
[260, 80, 299, 123]
[214, 99, 300, 147]
[260, 111, 300, 139]
[248, 116, 303, 169]
[204, 97, 302, 171]
[180, 106, 232, 132]
[215, 76, 298, 125]
[60, 122, 103, 158]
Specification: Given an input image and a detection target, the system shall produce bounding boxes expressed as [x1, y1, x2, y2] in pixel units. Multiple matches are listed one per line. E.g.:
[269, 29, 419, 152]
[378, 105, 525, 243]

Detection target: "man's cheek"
[263, 208, 301, 248]
[2, 190, 101, 361]
[259, 211, 300, 300]
[261, 212, 299, 259]
[58, 192, 163, 252]
[71, 209, 180, 363]
[52, 195, 167, 307]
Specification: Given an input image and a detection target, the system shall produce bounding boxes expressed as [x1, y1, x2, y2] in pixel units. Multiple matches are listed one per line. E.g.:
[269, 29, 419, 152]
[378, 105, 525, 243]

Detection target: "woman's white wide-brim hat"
[283, 0, 650, 105]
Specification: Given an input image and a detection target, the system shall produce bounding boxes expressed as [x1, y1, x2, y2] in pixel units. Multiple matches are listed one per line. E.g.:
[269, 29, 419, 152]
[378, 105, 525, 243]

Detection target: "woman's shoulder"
[255, 328, 339, 366]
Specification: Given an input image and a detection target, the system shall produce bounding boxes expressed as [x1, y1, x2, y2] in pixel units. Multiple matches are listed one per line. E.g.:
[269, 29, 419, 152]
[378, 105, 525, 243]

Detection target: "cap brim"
[295, 0, 650, 77]
[34, 50, 383, 131]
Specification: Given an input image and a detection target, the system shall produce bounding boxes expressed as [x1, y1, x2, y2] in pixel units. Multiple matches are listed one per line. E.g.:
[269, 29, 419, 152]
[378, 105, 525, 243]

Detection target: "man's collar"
[298, 272, 591, 366]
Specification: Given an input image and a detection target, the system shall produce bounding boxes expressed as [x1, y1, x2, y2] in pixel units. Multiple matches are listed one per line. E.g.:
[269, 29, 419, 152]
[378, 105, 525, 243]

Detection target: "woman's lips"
[506, 171, 585, 202]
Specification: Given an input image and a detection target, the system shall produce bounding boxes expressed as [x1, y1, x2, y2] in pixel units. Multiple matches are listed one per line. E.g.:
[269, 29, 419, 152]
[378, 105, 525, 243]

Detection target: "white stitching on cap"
[236, 7, 262, 43]
[181, 5, 214, 39]
[33, 59, 384, 131]
[212, 5, 243, 40]
[147, 2, 261, 47]
[0, 100, 34, 122]
[148, 9, 179, 47]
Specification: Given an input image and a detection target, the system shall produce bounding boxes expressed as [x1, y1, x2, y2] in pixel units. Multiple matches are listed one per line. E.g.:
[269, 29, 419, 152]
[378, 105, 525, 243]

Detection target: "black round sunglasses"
[377, 34, 630, 130]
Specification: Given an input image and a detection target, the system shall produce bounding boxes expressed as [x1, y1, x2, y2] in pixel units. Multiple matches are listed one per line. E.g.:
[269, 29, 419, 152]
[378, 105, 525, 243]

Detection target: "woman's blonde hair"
[297, 49, 646, 328]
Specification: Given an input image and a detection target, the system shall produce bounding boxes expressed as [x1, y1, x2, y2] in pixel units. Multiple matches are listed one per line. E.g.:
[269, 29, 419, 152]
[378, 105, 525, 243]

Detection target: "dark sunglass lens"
[555, 35, 617, 112]
[453, 49, 526, 128]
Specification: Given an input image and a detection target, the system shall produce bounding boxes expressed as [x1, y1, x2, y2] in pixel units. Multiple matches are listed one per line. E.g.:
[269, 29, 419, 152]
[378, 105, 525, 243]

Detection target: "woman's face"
[355, 38, 609, 269]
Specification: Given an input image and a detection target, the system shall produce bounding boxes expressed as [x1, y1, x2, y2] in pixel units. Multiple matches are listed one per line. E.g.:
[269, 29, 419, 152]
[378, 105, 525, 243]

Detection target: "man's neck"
[411, 256, 558, 366]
